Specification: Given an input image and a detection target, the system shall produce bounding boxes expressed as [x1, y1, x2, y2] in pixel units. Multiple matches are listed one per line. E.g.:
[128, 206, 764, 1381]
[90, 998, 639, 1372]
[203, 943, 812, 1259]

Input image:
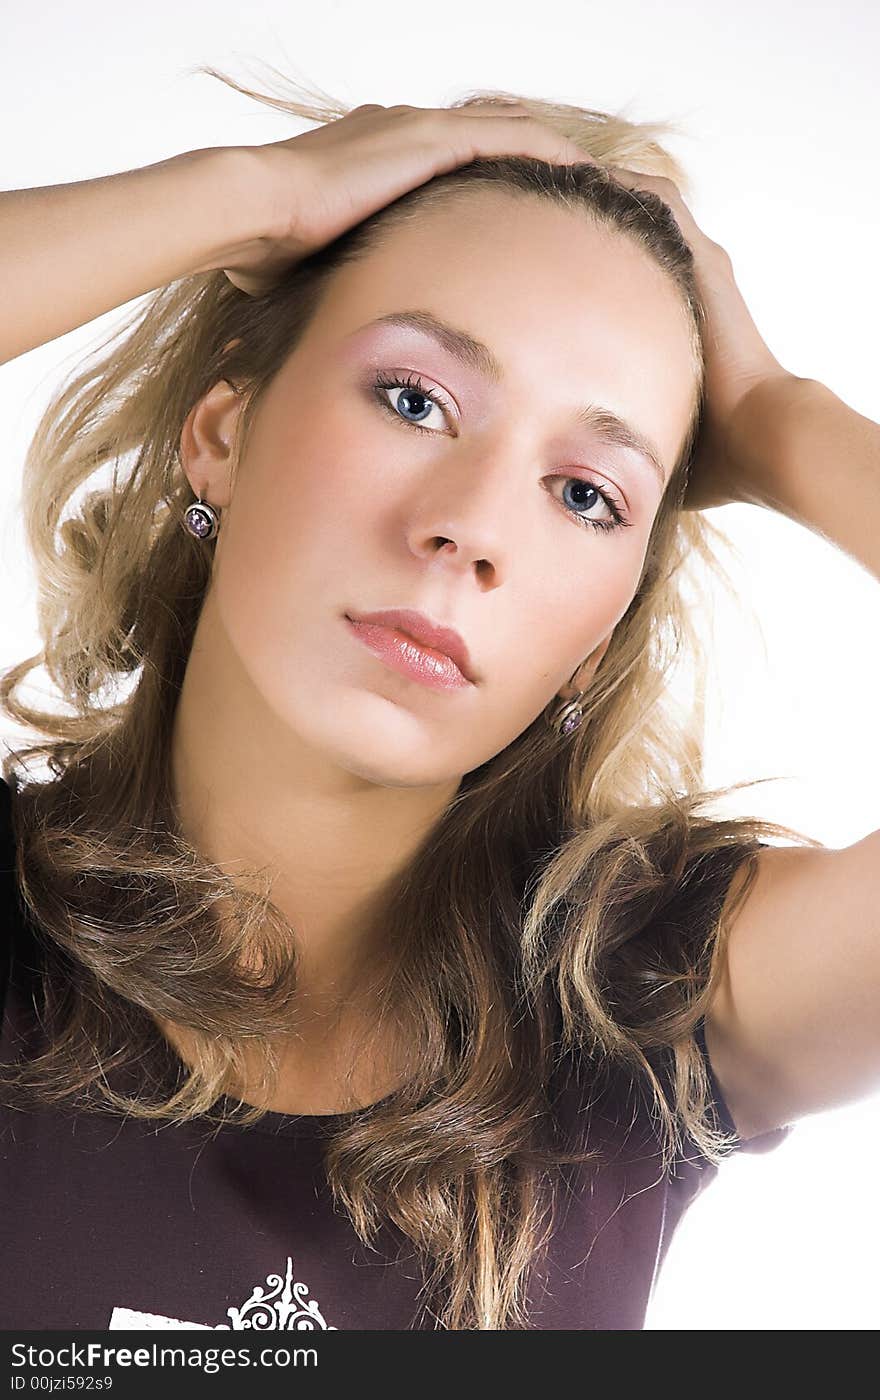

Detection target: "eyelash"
[371, 370, 632, 535]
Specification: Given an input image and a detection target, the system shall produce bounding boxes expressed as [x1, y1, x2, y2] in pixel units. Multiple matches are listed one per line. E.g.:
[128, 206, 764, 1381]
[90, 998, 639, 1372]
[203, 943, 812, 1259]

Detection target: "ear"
[556, 632, 614, 702]
[178, 376, 245, 511]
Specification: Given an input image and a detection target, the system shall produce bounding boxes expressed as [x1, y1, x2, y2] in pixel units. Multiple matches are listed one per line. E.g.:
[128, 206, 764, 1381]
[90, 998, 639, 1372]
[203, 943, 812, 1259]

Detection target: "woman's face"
[183, 188, 698, 789]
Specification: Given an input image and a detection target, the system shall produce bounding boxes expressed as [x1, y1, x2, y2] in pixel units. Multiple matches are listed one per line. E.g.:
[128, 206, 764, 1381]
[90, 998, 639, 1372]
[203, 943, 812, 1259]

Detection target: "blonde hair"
[0, 65, 819, 1330]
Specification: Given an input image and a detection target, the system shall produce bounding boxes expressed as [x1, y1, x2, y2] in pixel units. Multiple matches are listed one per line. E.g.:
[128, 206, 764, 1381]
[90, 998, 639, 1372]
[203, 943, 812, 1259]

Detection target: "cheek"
[232, 407, 372, 559]
[525, 553, 642, 681]
[211, 406, 389, 654]
[269, 394, 395, 520]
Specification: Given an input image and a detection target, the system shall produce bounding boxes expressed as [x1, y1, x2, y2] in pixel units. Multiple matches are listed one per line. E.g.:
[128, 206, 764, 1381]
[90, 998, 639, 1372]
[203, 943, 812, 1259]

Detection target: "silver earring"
[549, 656, 592, 737]
[549, 693, 586, 737]
[184, 494, 220, 541]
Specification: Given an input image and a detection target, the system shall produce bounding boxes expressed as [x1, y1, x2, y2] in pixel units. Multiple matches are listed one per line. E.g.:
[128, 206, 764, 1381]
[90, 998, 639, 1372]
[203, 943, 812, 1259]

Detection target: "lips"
[345, 607, 476, 684]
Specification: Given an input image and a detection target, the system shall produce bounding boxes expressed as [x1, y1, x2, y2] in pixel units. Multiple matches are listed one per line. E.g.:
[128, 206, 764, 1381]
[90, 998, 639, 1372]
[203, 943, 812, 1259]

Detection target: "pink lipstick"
[344, 608, 476, 692]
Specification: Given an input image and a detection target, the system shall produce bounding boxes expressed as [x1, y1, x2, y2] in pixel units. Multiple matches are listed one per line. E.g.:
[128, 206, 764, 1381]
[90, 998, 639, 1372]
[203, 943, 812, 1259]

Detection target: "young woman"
[0, 74, 877, 1333]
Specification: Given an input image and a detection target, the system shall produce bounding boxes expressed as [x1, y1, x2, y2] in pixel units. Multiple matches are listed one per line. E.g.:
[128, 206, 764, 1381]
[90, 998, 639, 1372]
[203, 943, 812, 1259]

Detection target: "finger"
[466, 106, 600, 164]
[451, 99, 535, 116]
[450, 110, 599, 167]
[393, 101, 597, 167]
[360, 100, 600, 168]
[606, 164, 661, 188]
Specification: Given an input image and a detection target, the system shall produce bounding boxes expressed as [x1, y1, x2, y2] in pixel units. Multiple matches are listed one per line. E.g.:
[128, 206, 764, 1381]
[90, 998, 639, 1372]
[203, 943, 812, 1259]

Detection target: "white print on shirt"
[108, 1255, 338, 1330]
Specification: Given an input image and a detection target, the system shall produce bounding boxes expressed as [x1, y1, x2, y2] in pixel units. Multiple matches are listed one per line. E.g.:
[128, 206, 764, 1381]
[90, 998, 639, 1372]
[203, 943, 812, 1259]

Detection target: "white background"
[1, 0, 878, 1329]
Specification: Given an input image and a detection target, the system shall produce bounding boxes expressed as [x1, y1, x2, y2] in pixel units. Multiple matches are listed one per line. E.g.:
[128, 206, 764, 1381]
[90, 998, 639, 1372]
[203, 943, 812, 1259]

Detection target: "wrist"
[182, 144, 279, 277]
[725, 372, 822, 511]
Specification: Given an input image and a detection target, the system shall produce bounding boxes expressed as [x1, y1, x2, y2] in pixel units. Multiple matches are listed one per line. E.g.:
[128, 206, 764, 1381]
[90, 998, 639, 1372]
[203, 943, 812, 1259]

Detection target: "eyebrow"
[352, 308, 668, 485]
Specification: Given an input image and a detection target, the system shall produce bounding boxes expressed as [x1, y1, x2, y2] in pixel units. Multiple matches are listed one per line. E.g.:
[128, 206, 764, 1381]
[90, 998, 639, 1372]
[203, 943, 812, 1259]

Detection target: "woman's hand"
[216, 101, 596, 296]
[214, 108, 795, 514]
[606, 165, 797, 512]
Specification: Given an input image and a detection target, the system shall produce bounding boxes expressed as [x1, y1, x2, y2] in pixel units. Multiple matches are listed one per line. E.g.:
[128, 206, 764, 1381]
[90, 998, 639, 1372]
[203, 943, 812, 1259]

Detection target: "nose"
[405, 444, 520, 579]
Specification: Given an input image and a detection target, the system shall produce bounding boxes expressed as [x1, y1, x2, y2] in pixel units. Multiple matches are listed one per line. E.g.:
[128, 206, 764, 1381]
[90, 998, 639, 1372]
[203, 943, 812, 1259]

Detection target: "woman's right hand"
[217, 101, 597, 296]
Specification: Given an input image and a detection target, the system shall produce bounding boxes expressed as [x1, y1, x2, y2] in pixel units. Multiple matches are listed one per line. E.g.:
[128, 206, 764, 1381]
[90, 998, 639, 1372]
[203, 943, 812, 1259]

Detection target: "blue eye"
[372, 371, 452, 432]
[370, 370, 633, 535]
[549, 476, 631, 534]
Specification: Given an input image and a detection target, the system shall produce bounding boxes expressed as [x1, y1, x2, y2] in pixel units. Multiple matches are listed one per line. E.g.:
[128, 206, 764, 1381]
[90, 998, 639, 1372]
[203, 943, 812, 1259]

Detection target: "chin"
[331, 735, 463, 790]
[313, 705, 463, 788]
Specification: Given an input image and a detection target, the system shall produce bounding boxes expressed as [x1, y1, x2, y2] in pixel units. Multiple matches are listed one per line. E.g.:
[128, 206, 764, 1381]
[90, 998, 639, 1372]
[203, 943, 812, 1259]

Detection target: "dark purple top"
[0, 777, 792, 1330]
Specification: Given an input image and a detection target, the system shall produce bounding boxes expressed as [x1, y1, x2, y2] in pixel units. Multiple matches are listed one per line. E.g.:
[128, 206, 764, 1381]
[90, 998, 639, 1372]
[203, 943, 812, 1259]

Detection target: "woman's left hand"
[606, 165, 797, 512]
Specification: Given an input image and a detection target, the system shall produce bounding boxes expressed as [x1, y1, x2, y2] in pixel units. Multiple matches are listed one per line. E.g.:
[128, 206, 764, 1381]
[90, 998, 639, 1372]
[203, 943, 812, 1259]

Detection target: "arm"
[0, 145, 265, 366]
[727, 373, 880, 582]
[703, 374, 880, 1140]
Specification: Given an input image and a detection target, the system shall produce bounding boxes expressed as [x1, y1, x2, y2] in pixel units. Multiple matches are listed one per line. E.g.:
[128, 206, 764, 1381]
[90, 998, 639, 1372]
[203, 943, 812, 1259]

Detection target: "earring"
[548, 654, 593, 737]
[549, 693, 586, 737]
[183, 494, 220, 541]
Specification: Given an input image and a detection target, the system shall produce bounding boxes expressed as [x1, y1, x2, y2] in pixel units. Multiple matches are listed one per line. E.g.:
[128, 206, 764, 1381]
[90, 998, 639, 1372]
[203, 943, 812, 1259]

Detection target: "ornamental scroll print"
[109, 1256, 338, 1330]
